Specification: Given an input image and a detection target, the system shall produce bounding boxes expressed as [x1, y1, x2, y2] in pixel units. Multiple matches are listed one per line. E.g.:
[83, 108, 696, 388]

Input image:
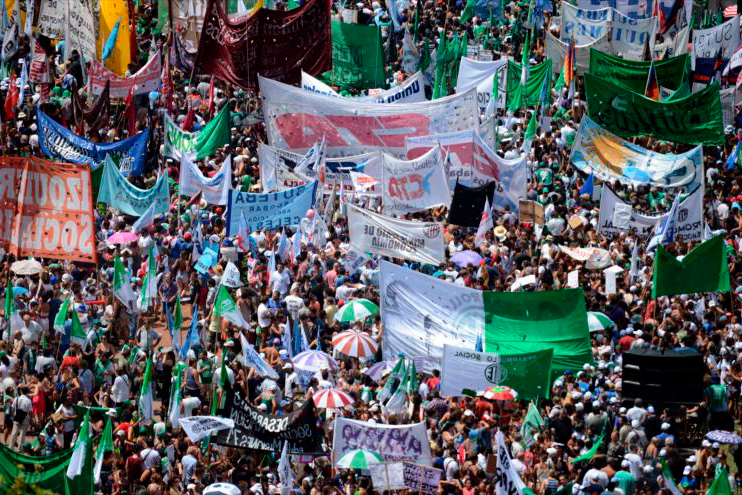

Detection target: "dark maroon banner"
[195, 0, 331, 89]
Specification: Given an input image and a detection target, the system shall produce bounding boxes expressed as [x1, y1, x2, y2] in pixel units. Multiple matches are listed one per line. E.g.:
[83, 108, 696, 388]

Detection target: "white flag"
[349, 171, 379, 192]
[178, 415, 235, 442]
[474, 198, 493, 248]
[133, 202, 157, 232]
[278, 440, 295, 495]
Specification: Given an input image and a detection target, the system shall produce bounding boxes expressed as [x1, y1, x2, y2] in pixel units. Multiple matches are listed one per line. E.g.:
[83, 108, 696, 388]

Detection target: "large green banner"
[584, 74, 724, 146]
[589, 49, 690, 94]
[507, 59, 552, 109]
[327, 21, 385, 90]
[484, 288, 592, 377]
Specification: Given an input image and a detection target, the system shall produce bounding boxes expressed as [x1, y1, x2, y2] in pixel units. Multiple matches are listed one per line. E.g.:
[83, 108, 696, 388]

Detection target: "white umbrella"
[11, 258, 42, 275]
[332, 330, 378, 358]
[204, 483, 241, 495]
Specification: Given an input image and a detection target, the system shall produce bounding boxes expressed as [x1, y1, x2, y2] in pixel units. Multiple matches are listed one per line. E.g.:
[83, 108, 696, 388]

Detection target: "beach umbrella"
[364, 360, 396, 382]
[107, 231, 139, 245]
[313, 388, 354, 408]
[335, 449, 383, 470]
[334, 299, 379, 323]
[292, 350, 338, 373]
[332, 330, 378, 358]
[706, 430, 742, 444]
[587, 311, 615, 332]
[450, 250, 483, 268]
[10, 258, 42, 275]
[482, 385, 518, 401]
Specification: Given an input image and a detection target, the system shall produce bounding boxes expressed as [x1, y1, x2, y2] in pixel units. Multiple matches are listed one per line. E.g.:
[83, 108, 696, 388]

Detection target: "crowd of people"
[0, 0, 738, 495]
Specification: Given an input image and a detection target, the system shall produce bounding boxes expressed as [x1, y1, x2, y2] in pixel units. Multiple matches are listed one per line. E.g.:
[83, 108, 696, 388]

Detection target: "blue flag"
[727, 142, 741, 170]
[579, 172, 594, 196]
[283, 317, 294, 359]
[101, 17, 121, 62]
[133, 202, 157, 233]
[179, 306, 200, 361]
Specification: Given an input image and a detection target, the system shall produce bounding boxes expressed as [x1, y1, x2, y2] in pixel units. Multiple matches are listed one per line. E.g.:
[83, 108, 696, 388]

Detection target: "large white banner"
[382, 146, 450, 216]
[258, 143, 383, 196]
[597, 186, 703, 241]
[611, 11, 657, 60]
[379, 260, 483, 373]
[693, 15, 740, 60]
[301, 71, 427, 104]
[90, 52, 162, 99]
[455, 58, 508, 114]
[260, 75, 479, 157]
[66, 0, 96, 61]
[495, 432, 527, 495]
[546, 31, 611, 75]
[37, 0, 66, 39]
[560, 4, 611, 44]
[577, 0, 649, 19]
[179, 155, 232, 205]
[348, 206, 445, 266]
[332, 417, 432, 465]
[406, 130, 527, 212]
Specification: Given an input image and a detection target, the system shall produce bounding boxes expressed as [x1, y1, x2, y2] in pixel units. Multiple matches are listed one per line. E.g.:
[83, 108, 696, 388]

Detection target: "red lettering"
[407, 141, 500, 181]
[274, 114, 348, 149]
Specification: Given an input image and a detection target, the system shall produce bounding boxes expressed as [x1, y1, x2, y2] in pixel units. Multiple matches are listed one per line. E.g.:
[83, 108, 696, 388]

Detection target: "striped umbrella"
[482, 385, 518, 401]
[334, 299, 379, 323]
[587, 311, 615, 332]
[313, 388, 354, 408]
[336, 449, 383, 470]
[364, 360, 396, 382]
[292, 350, 338, 373]
[332, 330, 378, 358]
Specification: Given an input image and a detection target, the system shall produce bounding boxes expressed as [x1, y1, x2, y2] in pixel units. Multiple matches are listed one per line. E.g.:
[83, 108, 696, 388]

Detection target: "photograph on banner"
[226, 182, 318, 235]
[347, 205, 445, 266]
[454, 58, 508, 114]
[519, 200, 545, 225]
[379, 260, 483, 373]
[598, 186, 703, 241]
[441, 345, 553, 399]
[260, 76, 479, 157]
[332, 417, 432, 465]
[570, 116, 704, 191]
[381, 146, 450, 216]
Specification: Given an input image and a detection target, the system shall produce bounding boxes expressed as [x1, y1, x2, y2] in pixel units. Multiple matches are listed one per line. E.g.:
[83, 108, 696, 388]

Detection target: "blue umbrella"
[706, 430, 742, 445]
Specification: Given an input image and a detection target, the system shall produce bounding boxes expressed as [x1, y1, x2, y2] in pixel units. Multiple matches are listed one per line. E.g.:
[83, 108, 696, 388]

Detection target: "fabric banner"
[506, 59, 552, 109]
[589, 49, 690, 93]
[570, 116, 703, 190]
[178, 416, 235, 442]
[379, 260, 483, 373]
[484, 288, 592, 376]
[598, 186, 703, 240]
[194, 0, 331, 89]
[440, 345, 553, 399]
[692, 15, 740, 60]
[169, 0, 207, 51]
[454, 58, 508, 114]
[302, 70, 426, 103]
[495, 432, 527, 495]
[584, 74, 724, 145]
[652, 235, 730, 298]
[89, 51, 161, 99]
[37, 0, 66, 38]
[258, 143, 383, 195]
[36, 109, 149, 176]
[0, 156, 96, 264]
[406, 130, 526, 212]
[560, 4, 611, 44]
[347, 205, 445, 266]
[577, 0, 649, 19]
[99, 0, 132, 76]
[0, 442, 75, 494]
[371, 463, 442, 495]
[332, 417, 432, 465]
[301, 71, 339, 97]
[97, 158, 170, 217]
[546, 32, 611, 75]
[217, 391, 324, 453]
[66, 0, 96, 61]
[260, 75, 479, 157]
[381, 146, 450, 216]
[448, 182, 495, 228]
[327, 20, 385, 90]
[611, 10, 656, 60]
[180, 155, 231, 205]
[163, 113, 199, 160]
[226, 182, 317, 234]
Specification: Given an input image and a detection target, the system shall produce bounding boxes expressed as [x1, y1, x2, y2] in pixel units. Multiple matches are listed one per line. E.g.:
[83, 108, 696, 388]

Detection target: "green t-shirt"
[199, 358, 214, 384]
[613, 470, 635, 495]
[706, 384, 727, 412]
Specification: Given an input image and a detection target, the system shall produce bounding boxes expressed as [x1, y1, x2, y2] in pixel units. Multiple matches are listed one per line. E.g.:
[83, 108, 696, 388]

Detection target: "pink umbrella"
[107, 231, 140, 245]
[313, 388, 354, 408]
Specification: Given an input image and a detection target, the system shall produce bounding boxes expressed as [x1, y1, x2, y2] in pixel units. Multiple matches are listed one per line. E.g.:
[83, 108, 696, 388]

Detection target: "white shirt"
[21, 320, 42, 345]
[284, 371, 301, 398]
[182, 396, 201, 417]
[112, 375, 130, 403]
[283, 295, 305, 320]
[269, 270, 291, 296]
[257, 303, 271, 328]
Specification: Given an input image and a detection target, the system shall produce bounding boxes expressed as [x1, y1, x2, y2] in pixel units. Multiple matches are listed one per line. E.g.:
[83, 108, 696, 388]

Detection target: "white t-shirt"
[182, 396, 201, 417]
[283, 295, 305, 320]
[257, 303, 271, 328]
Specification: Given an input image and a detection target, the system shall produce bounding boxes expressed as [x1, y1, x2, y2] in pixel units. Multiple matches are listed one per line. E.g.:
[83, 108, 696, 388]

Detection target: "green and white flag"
[69, 307, 87, 348]
[94, 417, 113, 484]
[521, 110, 538, 155]
[139, 246, 158, 312]
[168, 368, 182, 429]
[113, 256, 136, 311]
[706, 467, 732, 495]
[66, 412, 92, 485]
[173, 295, 183, 330]
[661, 459, 683, 495]
[139, 353, 154, 421]
[520, 402, 545, 446]
[214, 285, 250, 329]
[53, 298, 71, 335]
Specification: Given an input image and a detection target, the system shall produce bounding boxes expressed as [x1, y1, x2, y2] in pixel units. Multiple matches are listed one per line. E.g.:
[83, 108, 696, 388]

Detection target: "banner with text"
[163, 113, 199, 160]
[332, 417, 432, 465]
[97, 158, 170, 217]
[302, 71, 426, 103]
[179, 155, 232, 205]
[226, 182, 318, 234]
[382, 146, 450, 216]
[89, 51, 162, 99]
[454, 58, 508, 114]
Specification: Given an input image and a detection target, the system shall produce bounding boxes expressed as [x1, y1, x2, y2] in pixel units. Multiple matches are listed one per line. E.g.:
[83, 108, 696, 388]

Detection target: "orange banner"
[0, 157, 97, 264]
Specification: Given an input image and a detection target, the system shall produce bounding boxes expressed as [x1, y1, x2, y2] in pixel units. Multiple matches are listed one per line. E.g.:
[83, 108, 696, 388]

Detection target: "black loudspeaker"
[621, 349, 706, 408]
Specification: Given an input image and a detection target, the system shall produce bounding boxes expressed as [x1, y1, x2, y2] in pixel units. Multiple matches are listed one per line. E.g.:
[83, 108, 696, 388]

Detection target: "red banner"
[0, 157, 97, 264]
[89, 51, 162, 99]
[194, 0, 331, 89]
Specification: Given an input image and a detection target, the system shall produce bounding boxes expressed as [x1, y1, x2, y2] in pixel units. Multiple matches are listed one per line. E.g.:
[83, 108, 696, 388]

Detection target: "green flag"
[94, 417, 113, 484]
[661, 459, 683, 495]
[65, 412, 94, 495]
[418, 39, 431, 73]
[139, 353, 154, 421]
[554, 66, 565, 94]
[652, 235, 731, 298]
[3, 278, 11, 322]
[520, 402, 545, 446]
[589, 50, 690, 94]
[460, 0, 476, 24]
[571, 421, 606, 464]
[139, 246, 157, 311]
[215, 285, 251, 329]
[173, 296, 183, 330]
[327, 21, 385, 90]
[195, 104, 231, 160]
[69, 309, 87, 348]
[507, 59, 551, 110]
[53, 298, 71, 334]
[113, 256, 136, 309]
[707, 467, 732, 495]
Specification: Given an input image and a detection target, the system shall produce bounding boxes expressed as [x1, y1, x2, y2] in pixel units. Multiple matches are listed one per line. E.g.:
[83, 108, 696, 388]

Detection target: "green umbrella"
[587, 311, 614, 332]
[336, 449, 383, 470]
[334, 299, 379, 323]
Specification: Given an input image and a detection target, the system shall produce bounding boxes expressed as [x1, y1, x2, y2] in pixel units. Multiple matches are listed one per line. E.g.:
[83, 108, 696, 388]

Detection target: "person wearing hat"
[283, 362, 301, 399]
[612, 460, 635, 495]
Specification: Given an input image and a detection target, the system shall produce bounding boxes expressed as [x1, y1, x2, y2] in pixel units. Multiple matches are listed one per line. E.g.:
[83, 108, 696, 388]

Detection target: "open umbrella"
[336, 449, 383, 470]
[204, 483, 242, 495]
[107, 231, 140, 245]
[334, 299, 379, 323]
[587, 312, 615, 332]
[706, 430, 742, 444]
[313, 388, 354, 408]
[450, 250, 483, 268]
[292, 350, 338, 373]
[332, 330, 378, 358]
[364, 360, 396, 382]
[10, 258, 42, 275]
[482, 385, 518, 401]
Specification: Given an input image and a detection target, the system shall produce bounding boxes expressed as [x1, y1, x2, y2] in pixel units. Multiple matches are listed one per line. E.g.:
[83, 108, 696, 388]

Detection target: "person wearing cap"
[283, 362, 301, 399]
[612, 460, 635, 495]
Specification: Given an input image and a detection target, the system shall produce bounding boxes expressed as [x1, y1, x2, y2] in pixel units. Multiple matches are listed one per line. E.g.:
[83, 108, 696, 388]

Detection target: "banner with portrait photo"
[381, 146, 450, 216]
[332, 417, 432, 465]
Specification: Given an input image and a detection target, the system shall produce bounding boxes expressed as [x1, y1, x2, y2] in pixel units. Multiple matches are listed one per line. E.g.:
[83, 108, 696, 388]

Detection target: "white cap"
[592, 400, 600, 409]
[683, 466, 691, 475]
[713, 442, 721, 449]
[619, 407, 627, 414]
[702, 440, 711, 447]
[661, 422, 670, 430]
[621, 460, 630, 468]
[647, 406, 655, 413]
[687, 455, 697, 463]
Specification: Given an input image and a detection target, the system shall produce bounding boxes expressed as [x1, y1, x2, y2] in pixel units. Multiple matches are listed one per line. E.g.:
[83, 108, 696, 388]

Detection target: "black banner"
[215, 391, 325, 454]
[448, 180, 495, 228]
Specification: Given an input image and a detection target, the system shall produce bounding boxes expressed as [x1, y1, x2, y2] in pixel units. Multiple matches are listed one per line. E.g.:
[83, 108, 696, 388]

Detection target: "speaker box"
[621, 349, 706, 408]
